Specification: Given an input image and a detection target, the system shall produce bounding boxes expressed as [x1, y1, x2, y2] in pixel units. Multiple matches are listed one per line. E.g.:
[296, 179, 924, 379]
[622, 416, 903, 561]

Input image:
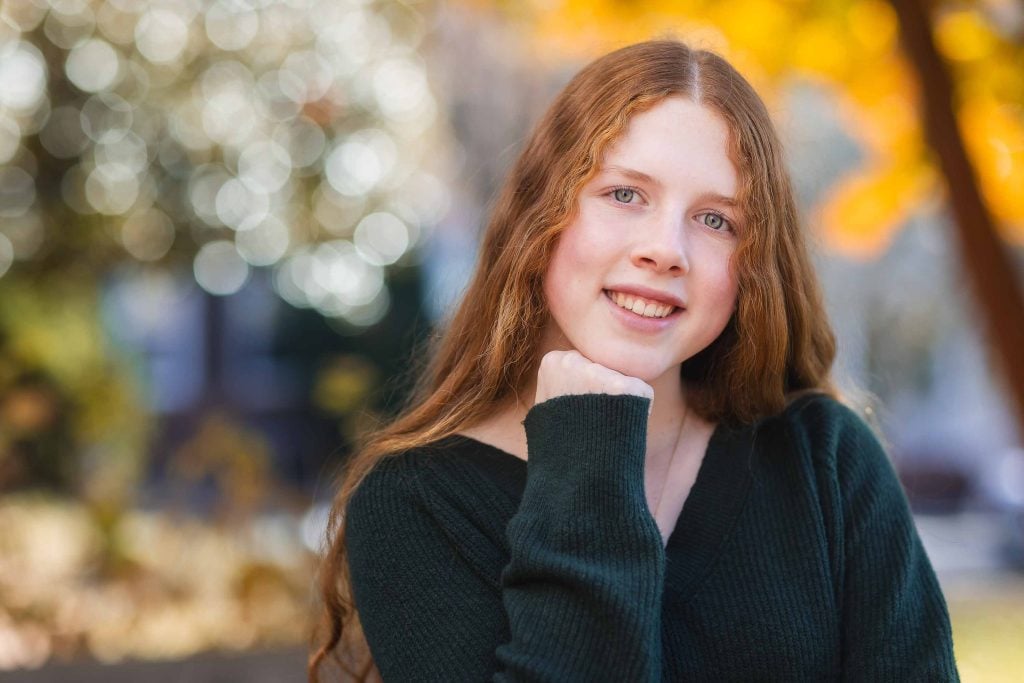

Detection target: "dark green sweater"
[345, 393, 959, 681]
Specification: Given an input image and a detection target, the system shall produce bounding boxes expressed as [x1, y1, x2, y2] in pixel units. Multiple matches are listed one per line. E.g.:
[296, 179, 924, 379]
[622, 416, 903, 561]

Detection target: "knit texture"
[345, 393, 959, 681]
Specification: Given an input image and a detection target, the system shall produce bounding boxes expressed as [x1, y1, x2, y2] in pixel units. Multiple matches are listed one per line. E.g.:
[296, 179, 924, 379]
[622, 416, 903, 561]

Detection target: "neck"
[646, 367, 689, 460]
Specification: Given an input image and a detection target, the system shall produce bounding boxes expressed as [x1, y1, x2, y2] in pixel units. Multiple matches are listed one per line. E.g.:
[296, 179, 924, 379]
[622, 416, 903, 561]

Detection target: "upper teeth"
[608, 290, 675, 318]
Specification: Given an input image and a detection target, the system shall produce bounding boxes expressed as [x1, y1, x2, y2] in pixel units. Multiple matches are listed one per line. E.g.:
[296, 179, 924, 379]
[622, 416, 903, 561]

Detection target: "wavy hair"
[309, 39, 838, 681]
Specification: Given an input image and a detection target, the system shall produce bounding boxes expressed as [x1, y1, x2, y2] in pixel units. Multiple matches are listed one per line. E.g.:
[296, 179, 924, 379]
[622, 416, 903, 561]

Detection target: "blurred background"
[0, 0, 1022, 680]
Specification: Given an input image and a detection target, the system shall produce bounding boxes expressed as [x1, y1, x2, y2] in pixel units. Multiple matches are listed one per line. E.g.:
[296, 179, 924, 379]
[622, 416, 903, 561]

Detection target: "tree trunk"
[889, 0, 1024, 438]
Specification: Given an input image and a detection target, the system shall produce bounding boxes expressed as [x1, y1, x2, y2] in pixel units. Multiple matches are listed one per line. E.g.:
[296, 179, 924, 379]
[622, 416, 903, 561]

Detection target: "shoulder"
[346, 436, 517, 530]
[773, 393, 911, 523]
[344, 449, 428, 534]
[343, 442, 460, 561]
[347, 440, 459, 512]
[345, 438, 517, 588]
[770, 391, 887, 472]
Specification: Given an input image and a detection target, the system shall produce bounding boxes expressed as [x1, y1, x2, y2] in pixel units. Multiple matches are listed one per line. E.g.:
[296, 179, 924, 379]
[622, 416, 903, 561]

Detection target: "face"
[541, 96, 742, 385]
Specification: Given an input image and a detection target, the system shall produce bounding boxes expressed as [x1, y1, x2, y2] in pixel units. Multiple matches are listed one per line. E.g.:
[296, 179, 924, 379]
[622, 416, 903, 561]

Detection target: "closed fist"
[534, 350, 654, 406]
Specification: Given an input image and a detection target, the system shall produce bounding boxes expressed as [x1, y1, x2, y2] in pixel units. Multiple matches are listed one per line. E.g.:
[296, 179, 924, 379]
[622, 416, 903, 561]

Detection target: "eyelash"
[606, 185, 735, 233]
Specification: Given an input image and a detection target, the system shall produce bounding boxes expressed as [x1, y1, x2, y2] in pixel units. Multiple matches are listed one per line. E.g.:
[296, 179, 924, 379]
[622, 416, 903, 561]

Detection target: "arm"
[497, 393, 665, 680]
[345, 394, 666, 682]
[827, 403, 959, 681]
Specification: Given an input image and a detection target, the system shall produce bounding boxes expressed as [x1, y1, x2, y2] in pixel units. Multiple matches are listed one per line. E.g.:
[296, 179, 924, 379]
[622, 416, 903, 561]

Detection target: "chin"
[582, 347, 677, 384]
[621, 364, 677, 385]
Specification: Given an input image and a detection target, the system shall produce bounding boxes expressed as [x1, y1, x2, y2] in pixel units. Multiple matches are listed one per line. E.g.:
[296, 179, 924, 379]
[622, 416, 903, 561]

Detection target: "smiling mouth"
[604, 290, 678, 319]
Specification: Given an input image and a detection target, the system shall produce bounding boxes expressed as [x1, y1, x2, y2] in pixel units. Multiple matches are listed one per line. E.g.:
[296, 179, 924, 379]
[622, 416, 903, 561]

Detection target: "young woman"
[310, 40, 959, 681]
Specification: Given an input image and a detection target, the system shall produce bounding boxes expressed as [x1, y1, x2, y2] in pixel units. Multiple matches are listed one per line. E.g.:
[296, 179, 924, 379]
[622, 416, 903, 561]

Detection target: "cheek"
[546, 228, 597, 288]
[556, 227, 591, 263]
[560, 210, 622, 262]
[704, 251, 740, 313]
[721, 261, 739, 299]
[543, 240, 571, 290]
[542, 241, 577, 315]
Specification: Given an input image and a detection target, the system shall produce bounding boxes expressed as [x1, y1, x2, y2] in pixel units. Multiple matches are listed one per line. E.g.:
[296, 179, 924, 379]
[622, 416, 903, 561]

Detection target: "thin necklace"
[653, 402, 690, 518]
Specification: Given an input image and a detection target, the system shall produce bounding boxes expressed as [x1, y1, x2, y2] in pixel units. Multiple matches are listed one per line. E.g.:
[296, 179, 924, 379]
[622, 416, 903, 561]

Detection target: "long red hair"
[309, 39, 838, 681]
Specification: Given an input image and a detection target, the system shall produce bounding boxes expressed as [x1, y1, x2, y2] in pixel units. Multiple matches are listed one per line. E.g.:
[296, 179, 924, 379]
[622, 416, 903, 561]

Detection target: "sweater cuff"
[521, 393, 650, 504]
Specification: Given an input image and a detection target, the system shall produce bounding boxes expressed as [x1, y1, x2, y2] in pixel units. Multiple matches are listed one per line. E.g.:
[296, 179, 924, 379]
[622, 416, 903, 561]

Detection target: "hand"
[534, 350, 654, 406]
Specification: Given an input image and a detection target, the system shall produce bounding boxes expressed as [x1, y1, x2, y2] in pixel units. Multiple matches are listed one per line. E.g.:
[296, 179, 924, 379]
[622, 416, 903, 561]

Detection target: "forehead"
[599, 97, 739, 195]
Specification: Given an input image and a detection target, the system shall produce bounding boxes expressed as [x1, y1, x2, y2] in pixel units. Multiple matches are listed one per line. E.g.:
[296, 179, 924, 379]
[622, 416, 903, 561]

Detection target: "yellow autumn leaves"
[469, 0, 1024, 258]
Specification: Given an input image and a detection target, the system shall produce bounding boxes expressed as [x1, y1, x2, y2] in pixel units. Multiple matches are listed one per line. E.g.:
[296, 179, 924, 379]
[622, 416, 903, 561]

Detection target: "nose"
[630, 212, 690, 275]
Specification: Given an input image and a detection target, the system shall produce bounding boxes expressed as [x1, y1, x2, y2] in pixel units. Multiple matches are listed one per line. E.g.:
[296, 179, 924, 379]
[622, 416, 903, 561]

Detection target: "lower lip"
[603, 290, 683, 332]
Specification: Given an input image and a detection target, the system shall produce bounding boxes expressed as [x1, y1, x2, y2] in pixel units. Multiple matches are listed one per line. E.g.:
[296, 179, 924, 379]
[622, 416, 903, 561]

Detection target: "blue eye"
[701, 212, 729, 231]
[612, 188, 636, 203]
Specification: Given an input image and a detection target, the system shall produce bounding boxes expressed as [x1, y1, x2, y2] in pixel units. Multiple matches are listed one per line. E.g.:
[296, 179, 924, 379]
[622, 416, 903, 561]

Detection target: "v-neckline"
[445, 420, 755, 599]
[662, 420, 754, 597]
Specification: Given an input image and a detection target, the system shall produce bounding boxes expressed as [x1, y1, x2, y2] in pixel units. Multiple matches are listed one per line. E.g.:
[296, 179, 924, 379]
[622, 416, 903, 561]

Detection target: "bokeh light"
[121, 209, 176, 261]
[134, 8, 191, 65]
[235, 215, 290, 266]
[324, 128, 397, 197]
[0, 42, 48, 113]
[65, 38, 122, 93]
[43, 1, 96, 50]
[354, 211, 410, 266]
[0, 115, 22, 164]
[0, 234, 13, 278]
[0, 0, 465, 651]
[194, 240, 250, 296]
[0, 0, 450, 325]
[205, 0, 260, 52]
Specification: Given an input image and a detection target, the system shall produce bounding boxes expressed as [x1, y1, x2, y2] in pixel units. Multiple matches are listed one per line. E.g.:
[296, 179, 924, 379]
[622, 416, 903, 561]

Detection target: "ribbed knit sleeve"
[345, 393, 665, 682]
[792, 398, 959, 681]
[495, 393, 665, 680]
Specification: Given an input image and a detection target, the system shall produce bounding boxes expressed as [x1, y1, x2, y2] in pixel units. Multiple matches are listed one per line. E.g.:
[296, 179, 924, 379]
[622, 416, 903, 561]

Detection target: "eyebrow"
[602, 165, 662, 188]
[600, 165, 740, 208]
